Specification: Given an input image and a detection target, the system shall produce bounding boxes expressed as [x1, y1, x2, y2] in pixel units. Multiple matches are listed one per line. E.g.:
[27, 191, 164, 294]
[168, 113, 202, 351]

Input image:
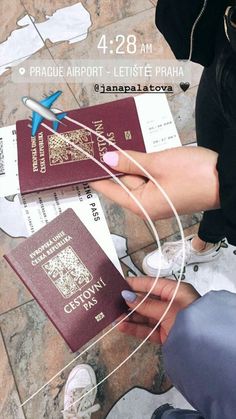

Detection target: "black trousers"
[195, 31, 232, 243]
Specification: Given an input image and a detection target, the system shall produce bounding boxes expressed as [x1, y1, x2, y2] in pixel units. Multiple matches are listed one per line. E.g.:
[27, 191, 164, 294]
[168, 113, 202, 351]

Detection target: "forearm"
[91, 146, 220, 221]
[151, 146, 220, 219]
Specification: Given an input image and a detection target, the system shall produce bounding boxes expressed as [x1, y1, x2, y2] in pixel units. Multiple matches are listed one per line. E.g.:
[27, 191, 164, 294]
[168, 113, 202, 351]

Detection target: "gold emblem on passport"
[124, 130, 132, 141]
[48, 129, 94, 166]
[95, 312, 105, 322]
[42, 246, 93, 299]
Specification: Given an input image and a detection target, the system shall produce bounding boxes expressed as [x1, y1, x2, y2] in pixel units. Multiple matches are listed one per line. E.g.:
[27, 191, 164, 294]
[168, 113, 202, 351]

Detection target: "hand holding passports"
[4, 209, 130, 352]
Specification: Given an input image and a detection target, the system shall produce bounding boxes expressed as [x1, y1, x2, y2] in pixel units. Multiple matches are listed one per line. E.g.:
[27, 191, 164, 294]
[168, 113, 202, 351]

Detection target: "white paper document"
[135, 94, 181, 153]
[0, 125, 20, 197]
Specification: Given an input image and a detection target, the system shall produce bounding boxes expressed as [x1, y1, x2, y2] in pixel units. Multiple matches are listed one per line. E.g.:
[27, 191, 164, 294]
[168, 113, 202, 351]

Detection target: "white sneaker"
[142, 234, 222, 277]
[62, 364, 100, 419]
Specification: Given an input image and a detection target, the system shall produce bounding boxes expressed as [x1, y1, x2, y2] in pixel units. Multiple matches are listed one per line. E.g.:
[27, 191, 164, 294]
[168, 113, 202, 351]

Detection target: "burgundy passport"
[4, 209, 130, 352]
[16, 97, 146, 194]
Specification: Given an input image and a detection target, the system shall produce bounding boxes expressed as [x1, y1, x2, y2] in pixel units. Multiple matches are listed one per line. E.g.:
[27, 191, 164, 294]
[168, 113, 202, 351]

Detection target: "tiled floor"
[0, 1, 205, 418]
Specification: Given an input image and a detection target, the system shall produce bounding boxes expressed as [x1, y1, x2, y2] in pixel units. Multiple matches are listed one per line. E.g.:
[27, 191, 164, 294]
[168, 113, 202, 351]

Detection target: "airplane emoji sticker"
[22, 90, 67, 136]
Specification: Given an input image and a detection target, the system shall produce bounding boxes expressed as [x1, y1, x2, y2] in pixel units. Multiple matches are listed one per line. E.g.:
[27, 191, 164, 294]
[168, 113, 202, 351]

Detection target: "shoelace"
[162, 239, 192, 264]
[62, 385, 101, 419]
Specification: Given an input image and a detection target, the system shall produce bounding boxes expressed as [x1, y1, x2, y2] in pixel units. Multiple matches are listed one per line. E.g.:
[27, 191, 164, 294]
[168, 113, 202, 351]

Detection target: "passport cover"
[4, 209, 130, 352]
[16, 97, 146, 194]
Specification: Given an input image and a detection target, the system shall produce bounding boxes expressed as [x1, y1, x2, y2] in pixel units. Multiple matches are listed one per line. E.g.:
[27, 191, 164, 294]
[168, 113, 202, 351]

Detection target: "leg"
[195, 61, 227, 247]
[198, 210, 225, 243]
[163, 291, 236, 419]
[142, 63, 226, 276]
[152, 406, 203, 418]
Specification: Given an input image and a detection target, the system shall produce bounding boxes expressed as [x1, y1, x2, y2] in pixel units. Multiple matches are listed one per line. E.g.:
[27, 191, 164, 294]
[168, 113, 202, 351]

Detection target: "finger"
[117, 321, 161, 344]
[128, 312, 157, 326]
[113, 312, 152, 327]
[90, 174, 146, 194]
[113, 313, 127, 324]
[119, 175, 147, 190]
[126, 276, 178, 301]
[90, 179, 137, 210]
[122, 290, 167, 321]
[90, 178, 147, 215]
[102, 150, 156, 176]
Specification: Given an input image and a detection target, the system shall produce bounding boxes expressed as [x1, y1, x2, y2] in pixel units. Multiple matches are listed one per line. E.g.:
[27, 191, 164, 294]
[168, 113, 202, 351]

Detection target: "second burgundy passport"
[4, 209, 130, 352]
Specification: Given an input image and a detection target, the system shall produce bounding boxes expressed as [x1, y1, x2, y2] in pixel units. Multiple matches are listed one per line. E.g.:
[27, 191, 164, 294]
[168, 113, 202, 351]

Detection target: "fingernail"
[121, 290, 137, 303]
[103, 151, 119, 167]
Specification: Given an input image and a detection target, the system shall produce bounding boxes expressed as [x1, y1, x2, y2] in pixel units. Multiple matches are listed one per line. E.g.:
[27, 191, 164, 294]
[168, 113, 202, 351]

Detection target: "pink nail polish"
[103, 151, 119, 167]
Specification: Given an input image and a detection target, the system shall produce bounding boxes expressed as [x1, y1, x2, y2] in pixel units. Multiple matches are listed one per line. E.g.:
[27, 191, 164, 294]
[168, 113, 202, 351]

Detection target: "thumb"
[121, 290, 167, 322]
[103, 150, 155, 176]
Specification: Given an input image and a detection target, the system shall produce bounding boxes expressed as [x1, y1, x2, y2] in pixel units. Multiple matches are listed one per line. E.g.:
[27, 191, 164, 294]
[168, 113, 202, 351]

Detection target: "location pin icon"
[19, 67, 26, 75]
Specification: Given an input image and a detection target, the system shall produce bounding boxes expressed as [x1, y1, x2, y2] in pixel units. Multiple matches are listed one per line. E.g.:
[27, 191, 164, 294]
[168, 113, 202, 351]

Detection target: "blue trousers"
[161, 290, 236, 419]
[162, 411, 203, 419]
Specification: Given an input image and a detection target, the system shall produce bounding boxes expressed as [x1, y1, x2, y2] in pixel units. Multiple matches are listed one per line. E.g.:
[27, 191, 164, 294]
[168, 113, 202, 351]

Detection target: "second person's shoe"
[142, 234, 222, 277]
[62, 364, 100, 419]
